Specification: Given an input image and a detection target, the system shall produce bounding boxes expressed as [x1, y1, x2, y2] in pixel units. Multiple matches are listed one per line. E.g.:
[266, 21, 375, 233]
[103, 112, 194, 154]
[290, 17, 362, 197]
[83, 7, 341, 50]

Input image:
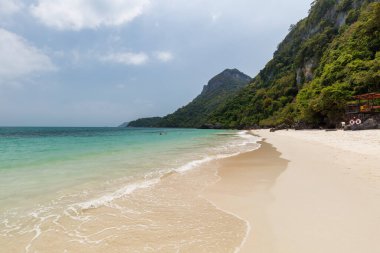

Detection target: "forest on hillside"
[127, 0, 380, 129]
[208, 0, 380, 128]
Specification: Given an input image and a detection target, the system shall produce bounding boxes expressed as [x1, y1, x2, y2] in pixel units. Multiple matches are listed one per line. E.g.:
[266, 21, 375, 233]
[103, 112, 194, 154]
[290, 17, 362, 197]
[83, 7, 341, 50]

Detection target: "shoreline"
[202, 140, 288, 252]
[203, 129, 380, 252]
[1, 130, 257, 253]
[2, 129, 379, 252]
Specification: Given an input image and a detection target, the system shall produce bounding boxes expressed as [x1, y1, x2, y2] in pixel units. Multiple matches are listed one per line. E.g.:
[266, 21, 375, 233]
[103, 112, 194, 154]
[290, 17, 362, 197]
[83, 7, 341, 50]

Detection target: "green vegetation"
[296, 2, 380, 126]
[208, 0, 380, 128]
[127, 0, 379, 129]
[127, 117, 163, 127]
[128, 69, 251, 128]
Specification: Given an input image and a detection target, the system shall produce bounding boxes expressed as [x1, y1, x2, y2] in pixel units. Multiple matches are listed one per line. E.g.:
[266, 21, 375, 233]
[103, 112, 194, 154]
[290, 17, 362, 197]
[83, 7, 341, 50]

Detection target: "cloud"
[101, 52, 149, 65]
[0, 0, 23, 16]
[30, 0, 151, 30]
[0, 28, 55, 84]
[101, 51, 173, 65]
[154, 51, 173, 62]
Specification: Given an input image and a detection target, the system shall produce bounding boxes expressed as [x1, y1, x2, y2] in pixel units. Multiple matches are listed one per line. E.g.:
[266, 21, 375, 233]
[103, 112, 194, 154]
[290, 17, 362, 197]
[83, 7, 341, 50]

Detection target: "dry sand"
[203, 129, 380, 253]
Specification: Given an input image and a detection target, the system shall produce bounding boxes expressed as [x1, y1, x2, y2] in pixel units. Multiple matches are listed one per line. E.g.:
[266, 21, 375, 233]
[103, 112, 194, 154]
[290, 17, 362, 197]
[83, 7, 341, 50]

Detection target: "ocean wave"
[72, 130, 261, 210]
[0, 130, 262, 252]
[72, 178, 161, 210]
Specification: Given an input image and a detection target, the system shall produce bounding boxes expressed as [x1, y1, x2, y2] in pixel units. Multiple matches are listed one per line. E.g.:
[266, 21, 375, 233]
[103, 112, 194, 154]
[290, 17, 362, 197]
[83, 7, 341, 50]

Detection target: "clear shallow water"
[0, 127, 260, 252]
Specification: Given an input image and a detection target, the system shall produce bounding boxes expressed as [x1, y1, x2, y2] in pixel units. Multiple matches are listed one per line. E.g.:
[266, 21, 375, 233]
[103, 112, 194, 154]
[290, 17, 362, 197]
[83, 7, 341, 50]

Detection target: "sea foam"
[73, 130, 261, 210]
[0, 129, 262, 253]
[73, 178, 160, 210]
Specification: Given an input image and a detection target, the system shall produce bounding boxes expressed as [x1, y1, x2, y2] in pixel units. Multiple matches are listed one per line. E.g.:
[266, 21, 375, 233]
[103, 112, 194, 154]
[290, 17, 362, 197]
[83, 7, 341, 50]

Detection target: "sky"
[0, 0, 313, 127]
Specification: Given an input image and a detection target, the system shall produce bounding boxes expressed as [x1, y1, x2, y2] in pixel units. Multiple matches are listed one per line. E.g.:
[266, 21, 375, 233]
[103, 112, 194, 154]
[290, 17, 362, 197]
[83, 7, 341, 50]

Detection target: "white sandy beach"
[2, 129, 379, 253]
[204, 129, 380, 253]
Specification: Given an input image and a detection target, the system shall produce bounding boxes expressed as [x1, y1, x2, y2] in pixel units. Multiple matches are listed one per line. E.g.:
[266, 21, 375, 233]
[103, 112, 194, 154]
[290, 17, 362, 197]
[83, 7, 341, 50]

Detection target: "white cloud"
[0, 28, 55, 84]
[0, 0, 23, 16]
[101, 52, 149, 65]
[154, 51, 173, 62]
[31, 0, 151, 30]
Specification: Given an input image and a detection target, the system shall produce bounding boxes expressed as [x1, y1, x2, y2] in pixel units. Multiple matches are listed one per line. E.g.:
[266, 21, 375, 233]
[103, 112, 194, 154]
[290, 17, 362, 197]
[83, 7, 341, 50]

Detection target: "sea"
[0, 127, 260, 253]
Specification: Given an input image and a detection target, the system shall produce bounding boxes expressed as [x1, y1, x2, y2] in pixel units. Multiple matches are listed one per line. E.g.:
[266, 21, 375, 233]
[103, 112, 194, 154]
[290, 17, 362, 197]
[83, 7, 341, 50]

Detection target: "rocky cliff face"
[295, 0, 365, 87]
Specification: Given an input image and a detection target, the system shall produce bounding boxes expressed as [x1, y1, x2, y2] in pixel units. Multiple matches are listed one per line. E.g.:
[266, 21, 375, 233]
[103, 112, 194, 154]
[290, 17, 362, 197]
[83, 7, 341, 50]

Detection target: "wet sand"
[204, 130, 380, 253]
[1, 160, 247, 253]
[203, 141, 288, 252]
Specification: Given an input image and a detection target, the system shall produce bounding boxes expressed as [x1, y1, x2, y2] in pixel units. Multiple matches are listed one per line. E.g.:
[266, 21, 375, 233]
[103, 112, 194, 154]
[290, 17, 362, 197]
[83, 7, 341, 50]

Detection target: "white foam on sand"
[73, 130, 261, 211]
[177, 131, 261, 172]
[73, 178, 161, 210]
[1, 130, 263, 253]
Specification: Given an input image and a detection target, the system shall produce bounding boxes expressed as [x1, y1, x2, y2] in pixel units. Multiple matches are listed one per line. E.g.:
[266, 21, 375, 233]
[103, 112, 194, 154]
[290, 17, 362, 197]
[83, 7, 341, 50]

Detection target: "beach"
[0, 128, 258, 253]
[204, 129, 380, 252]
[1, 128, 379, 252]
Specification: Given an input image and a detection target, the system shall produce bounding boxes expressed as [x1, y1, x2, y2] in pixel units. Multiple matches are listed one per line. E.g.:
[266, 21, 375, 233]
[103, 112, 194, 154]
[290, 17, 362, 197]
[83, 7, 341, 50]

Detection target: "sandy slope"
[203, 129, 380, 253]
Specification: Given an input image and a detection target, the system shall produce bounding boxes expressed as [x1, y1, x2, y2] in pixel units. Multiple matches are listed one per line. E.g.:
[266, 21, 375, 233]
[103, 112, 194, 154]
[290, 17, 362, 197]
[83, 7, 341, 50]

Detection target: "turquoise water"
[0, 127, 261, 252]
[0, 127, 259, 212]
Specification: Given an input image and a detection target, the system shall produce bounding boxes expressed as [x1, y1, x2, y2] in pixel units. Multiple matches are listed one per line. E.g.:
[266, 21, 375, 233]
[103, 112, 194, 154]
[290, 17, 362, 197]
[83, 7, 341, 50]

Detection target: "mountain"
[207, 0, 380, 129]
[127, 69, 251, 128]
[126, 0, 379, 129]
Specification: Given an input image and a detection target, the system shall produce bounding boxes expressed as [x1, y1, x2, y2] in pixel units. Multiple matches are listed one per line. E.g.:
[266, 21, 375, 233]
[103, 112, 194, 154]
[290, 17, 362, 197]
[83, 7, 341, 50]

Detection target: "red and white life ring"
[356, 119, 362, 125]
[349, 119, 355, 125]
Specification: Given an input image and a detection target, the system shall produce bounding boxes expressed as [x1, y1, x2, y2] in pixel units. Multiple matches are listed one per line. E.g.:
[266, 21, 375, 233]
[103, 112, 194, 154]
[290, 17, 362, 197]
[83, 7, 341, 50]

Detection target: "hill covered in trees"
[127, 69, 251, 128]
[125, 0, 379, 129]
[208, 0, 380, 128]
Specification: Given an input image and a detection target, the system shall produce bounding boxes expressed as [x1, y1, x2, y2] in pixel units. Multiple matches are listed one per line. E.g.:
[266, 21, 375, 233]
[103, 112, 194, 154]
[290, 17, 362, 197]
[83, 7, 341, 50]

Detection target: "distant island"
[123, 0, 379, 129]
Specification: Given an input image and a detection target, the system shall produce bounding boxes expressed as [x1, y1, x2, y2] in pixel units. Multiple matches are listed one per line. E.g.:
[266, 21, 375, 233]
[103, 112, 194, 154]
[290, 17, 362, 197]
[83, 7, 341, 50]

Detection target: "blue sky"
[0, 0, 312, 127]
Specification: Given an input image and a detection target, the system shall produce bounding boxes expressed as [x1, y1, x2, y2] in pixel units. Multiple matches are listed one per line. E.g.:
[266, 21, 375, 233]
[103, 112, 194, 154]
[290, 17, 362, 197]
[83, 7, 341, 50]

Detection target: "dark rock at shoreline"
[269, 123, 290, 132]
[362, 118, 379, 129]
[344, 118, 379, 131]
[199, 123, 223, 129]
[293, 121, 314, 130]
[249, 124, 260, 130]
